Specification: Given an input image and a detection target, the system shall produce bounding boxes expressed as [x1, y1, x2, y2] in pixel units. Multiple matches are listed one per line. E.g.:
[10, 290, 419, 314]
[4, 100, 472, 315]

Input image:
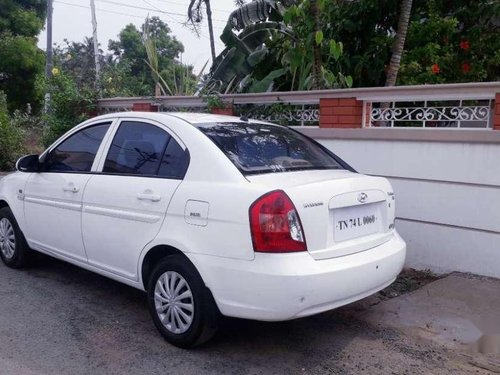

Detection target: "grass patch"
[379, 268, 442, 300]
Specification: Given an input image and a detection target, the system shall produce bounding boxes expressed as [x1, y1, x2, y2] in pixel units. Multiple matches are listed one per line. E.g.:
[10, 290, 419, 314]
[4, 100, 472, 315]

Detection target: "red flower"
[431, 64, 440, 74]
[459, 40, 470, 50]
[462, 62, 471, 73]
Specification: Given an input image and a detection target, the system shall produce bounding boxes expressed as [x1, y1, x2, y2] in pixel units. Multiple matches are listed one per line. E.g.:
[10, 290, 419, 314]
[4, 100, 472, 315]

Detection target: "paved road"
[0, 254, 487, 375]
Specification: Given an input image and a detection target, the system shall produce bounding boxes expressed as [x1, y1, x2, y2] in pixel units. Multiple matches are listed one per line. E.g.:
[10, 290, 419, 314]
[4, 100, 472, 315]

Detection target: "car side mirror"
[16, 154, 41, 173]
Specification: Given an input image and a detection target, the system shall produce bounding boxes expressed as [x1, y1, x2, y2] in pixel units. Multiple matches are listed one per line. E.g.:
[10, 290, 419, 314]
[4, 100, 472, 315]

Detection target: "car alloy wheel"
[0, 218, 15, 260]
[0, 207, 29, 269]
[154, 271, 195, 334]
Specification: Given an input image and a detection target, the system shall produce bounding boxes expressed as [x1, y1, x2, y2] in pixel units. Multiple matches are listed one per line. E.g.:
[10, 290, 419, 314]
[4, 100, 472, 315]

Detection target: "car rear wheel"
[147, 254, 219, 348]
[0, 207, 29, 268]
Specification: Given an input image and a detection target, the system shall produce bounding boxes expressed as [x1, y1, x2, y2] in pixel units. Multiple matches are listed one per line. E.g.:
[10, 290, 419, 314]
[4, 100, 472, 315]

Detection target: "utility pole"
[204, 0, 216, 62]
[44, 0, 53, 114]
[90, 0, 101, 93]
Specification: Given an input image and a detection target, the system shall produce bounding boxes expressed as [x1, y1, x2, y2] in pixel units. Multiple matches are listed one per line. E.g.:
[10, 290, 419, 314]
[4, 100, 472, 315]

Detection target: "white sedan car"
[0, 112, 406, 347]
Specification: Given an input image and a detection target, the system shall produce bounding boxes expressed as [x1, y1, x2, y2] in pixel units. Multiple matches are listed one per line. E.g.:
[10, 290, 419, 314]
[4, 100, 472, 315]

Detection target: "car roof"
[91, 111, 249, 125]
[167, 112, 246, 124]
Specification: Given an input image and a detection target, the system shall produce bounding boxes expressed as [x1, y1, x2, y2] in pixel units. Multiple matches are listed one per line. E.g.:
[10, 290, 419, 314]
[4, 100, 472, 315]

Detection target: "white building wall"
[309, 133, 500, 278]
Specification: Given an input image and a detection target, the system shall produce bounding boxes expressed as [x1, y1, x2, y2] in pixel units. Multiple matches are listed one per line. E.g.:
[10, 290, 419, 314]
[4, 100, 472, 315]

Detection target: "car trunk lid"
[247, 170, 395, 260]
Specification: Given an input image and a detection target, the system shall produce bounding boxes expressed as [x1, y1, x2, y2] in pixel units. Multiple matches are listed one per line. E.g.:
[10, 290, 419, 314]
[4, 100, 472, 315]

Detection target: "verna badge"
[357, 192, 368, 203]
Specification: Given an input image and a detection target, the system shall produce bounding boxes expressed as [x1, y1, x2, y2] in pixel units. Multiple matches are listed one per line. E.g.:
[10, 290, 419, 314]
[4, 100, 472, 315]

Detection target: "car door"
[81, 118, 189, 280]
[23, 122, 112, 262]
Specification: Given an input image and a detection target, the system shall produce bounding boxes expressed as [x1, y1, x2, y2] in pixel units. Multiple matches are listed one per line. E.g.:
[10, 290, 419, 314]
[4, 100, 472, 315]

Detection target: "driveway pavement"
[364, 273, 500, 371]
[0, 253, 497, 375]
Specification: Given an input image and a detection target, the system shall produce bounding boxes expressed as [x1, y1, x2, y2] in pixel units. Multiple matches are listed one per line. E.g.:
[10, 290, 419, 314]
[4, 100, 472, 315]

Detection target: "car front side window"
[43, 123, 111, 172]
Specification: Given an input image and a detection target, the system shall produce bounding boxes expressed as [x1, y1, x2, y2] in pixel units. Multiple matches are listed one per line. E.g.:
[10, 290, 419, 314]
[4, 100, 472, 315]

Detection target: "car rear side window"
[103, 121, 189, 178]
[43, 123, 111, 172]
[196, 122, 344, 175]
[157, 137, 189, 179]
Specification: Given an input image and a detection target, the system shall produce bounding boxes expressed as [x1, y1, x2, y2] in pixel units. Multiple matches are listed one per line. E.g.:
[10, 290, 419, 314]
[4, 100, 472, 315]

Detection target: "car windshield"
[196, 122, 344, 175]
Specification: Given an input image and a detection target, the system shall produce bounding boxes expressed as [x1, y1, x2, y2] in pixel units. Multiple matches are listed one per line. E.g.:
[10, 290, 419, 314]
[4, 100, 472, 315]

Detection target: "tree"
[316, 0, 399, 87]
[108, 17, 185, 96]
[398, 0, 500, 84]
[320, 0, 499, 86]
[385, 0, 413, 86]
[0, 0, 46, 36]
[209, 0, 498, 91]
[0, 0, 47, 111]
[51, 17, 195, 99]
[53, 37, 106, 91]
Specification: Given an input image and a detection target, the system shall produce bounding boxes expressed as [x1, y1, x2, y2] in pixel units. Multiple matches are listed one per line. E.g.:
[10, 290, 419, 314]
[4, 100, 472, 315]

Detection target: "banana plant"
[204, 0, 295, 94]
[203, 0, 352, 94]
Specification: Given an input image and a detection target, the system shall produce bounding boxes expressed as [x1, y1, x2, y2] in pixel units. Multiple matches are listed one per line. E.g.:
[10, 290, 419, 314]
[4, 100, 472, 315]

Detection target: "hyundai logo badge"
[357, 192, 368, 203]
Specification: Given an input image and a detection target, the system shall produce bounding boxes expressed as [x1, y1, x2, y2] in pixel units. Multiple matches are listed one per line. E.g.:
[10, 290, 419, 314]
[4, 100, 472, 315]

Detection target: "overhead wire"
[140, 0, 188, 27]
[95, 0, 228, 23]
[146, 0, 230, 14]
[54, 0, 226, 31]
[54, 0, 144, 19]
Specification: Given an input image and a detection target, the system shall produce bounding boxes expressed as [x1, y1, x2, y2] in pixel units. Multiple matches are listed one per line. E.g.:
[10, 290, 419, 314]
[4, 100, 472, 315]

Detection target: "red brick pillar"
[319, 98, 363, 128]
[494, 93, 500, 130]
[211, 106, 234, 116]
[132, 103, 159, 112]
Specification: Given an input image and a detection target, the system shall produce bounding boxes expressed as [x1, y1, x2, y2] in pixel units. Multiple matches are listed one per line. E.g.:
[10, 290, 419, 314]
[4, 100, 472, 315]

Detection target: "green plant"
[40, 70, 97, 146]
[9, 110, 44, 155]
[160, 61, 207, 96]
[0, 91, 25, 170]
[143, 18, 167, 96]
[9, 109, 43, 130]
[204, 94, 226, 110]
[142, 17, 205, 97]
[281, 0, 353, 90]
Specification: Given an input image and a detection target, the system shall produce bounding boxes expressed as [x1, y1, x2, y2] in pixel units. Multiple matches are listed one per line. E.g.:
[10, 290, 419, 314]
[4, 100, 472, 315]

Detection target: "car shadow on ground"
[28, 251, 368, 345]
[1, 252, 458, 374]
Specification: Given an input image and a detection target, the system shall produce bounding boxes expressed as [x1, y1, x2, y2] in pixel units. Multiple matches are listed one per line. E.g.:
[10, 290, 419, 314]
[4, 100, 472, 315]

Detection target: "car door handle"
[137, 192, 161, 202]
[63, 184, 79, 193]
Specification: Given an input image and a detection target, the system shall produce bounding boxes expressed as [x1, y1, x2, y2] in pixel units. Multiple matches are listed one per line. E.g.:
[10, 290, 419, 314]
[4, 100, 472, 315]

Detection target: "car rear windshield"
[196, 122, 344, 175]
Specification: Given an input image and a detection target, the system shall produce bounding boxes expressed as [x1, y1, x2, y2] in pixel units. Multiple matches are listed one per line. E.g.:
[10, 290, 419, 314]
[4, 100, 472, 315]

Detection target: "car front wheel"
[147, 254, 219, 348]
[0, 207, 29, 268]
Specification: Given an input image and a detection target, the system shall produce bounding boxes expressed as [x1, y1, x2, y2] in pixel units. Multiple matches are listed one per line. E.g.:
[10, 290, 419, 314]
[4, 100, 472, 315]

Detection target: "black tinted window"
[158, 138, 189, 178]
[103, 121, 170, 176]
[196, 122, 343, 174]
[44, 123, 110, 172]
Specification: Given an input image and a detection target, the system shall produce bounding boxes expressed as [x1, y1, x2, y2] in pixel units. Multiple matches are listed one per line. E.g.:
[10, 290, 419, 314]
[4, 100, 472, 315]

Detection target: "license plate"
[334, 204, 381, 242]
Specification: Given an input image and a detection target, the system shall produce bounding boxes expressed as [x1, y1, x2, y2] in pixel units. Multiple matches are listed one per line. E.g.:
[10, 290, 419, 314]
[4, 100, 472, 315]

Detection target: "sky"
[37, 0, 238, 73]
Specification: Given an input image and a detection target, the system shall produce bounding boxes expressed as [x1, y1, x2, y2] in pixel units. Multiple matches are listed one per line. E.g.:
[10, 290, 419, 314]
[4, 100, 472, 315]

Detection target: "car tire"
[147, 254, 219, 348]
[0, 207, 30, 268]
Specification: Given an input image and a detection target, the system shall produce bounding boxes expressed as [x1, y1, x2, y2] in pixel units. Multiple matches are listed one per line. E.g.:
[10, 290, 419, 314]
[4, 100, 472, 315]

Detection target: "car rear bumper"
[189, 231, 406, 321]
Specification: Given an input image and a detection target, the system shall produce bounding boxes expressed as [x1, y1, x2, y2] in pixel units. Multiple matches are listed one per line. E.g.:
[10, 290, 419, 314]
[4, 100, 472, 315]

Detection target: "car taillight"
[249, 190, 306, 253]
